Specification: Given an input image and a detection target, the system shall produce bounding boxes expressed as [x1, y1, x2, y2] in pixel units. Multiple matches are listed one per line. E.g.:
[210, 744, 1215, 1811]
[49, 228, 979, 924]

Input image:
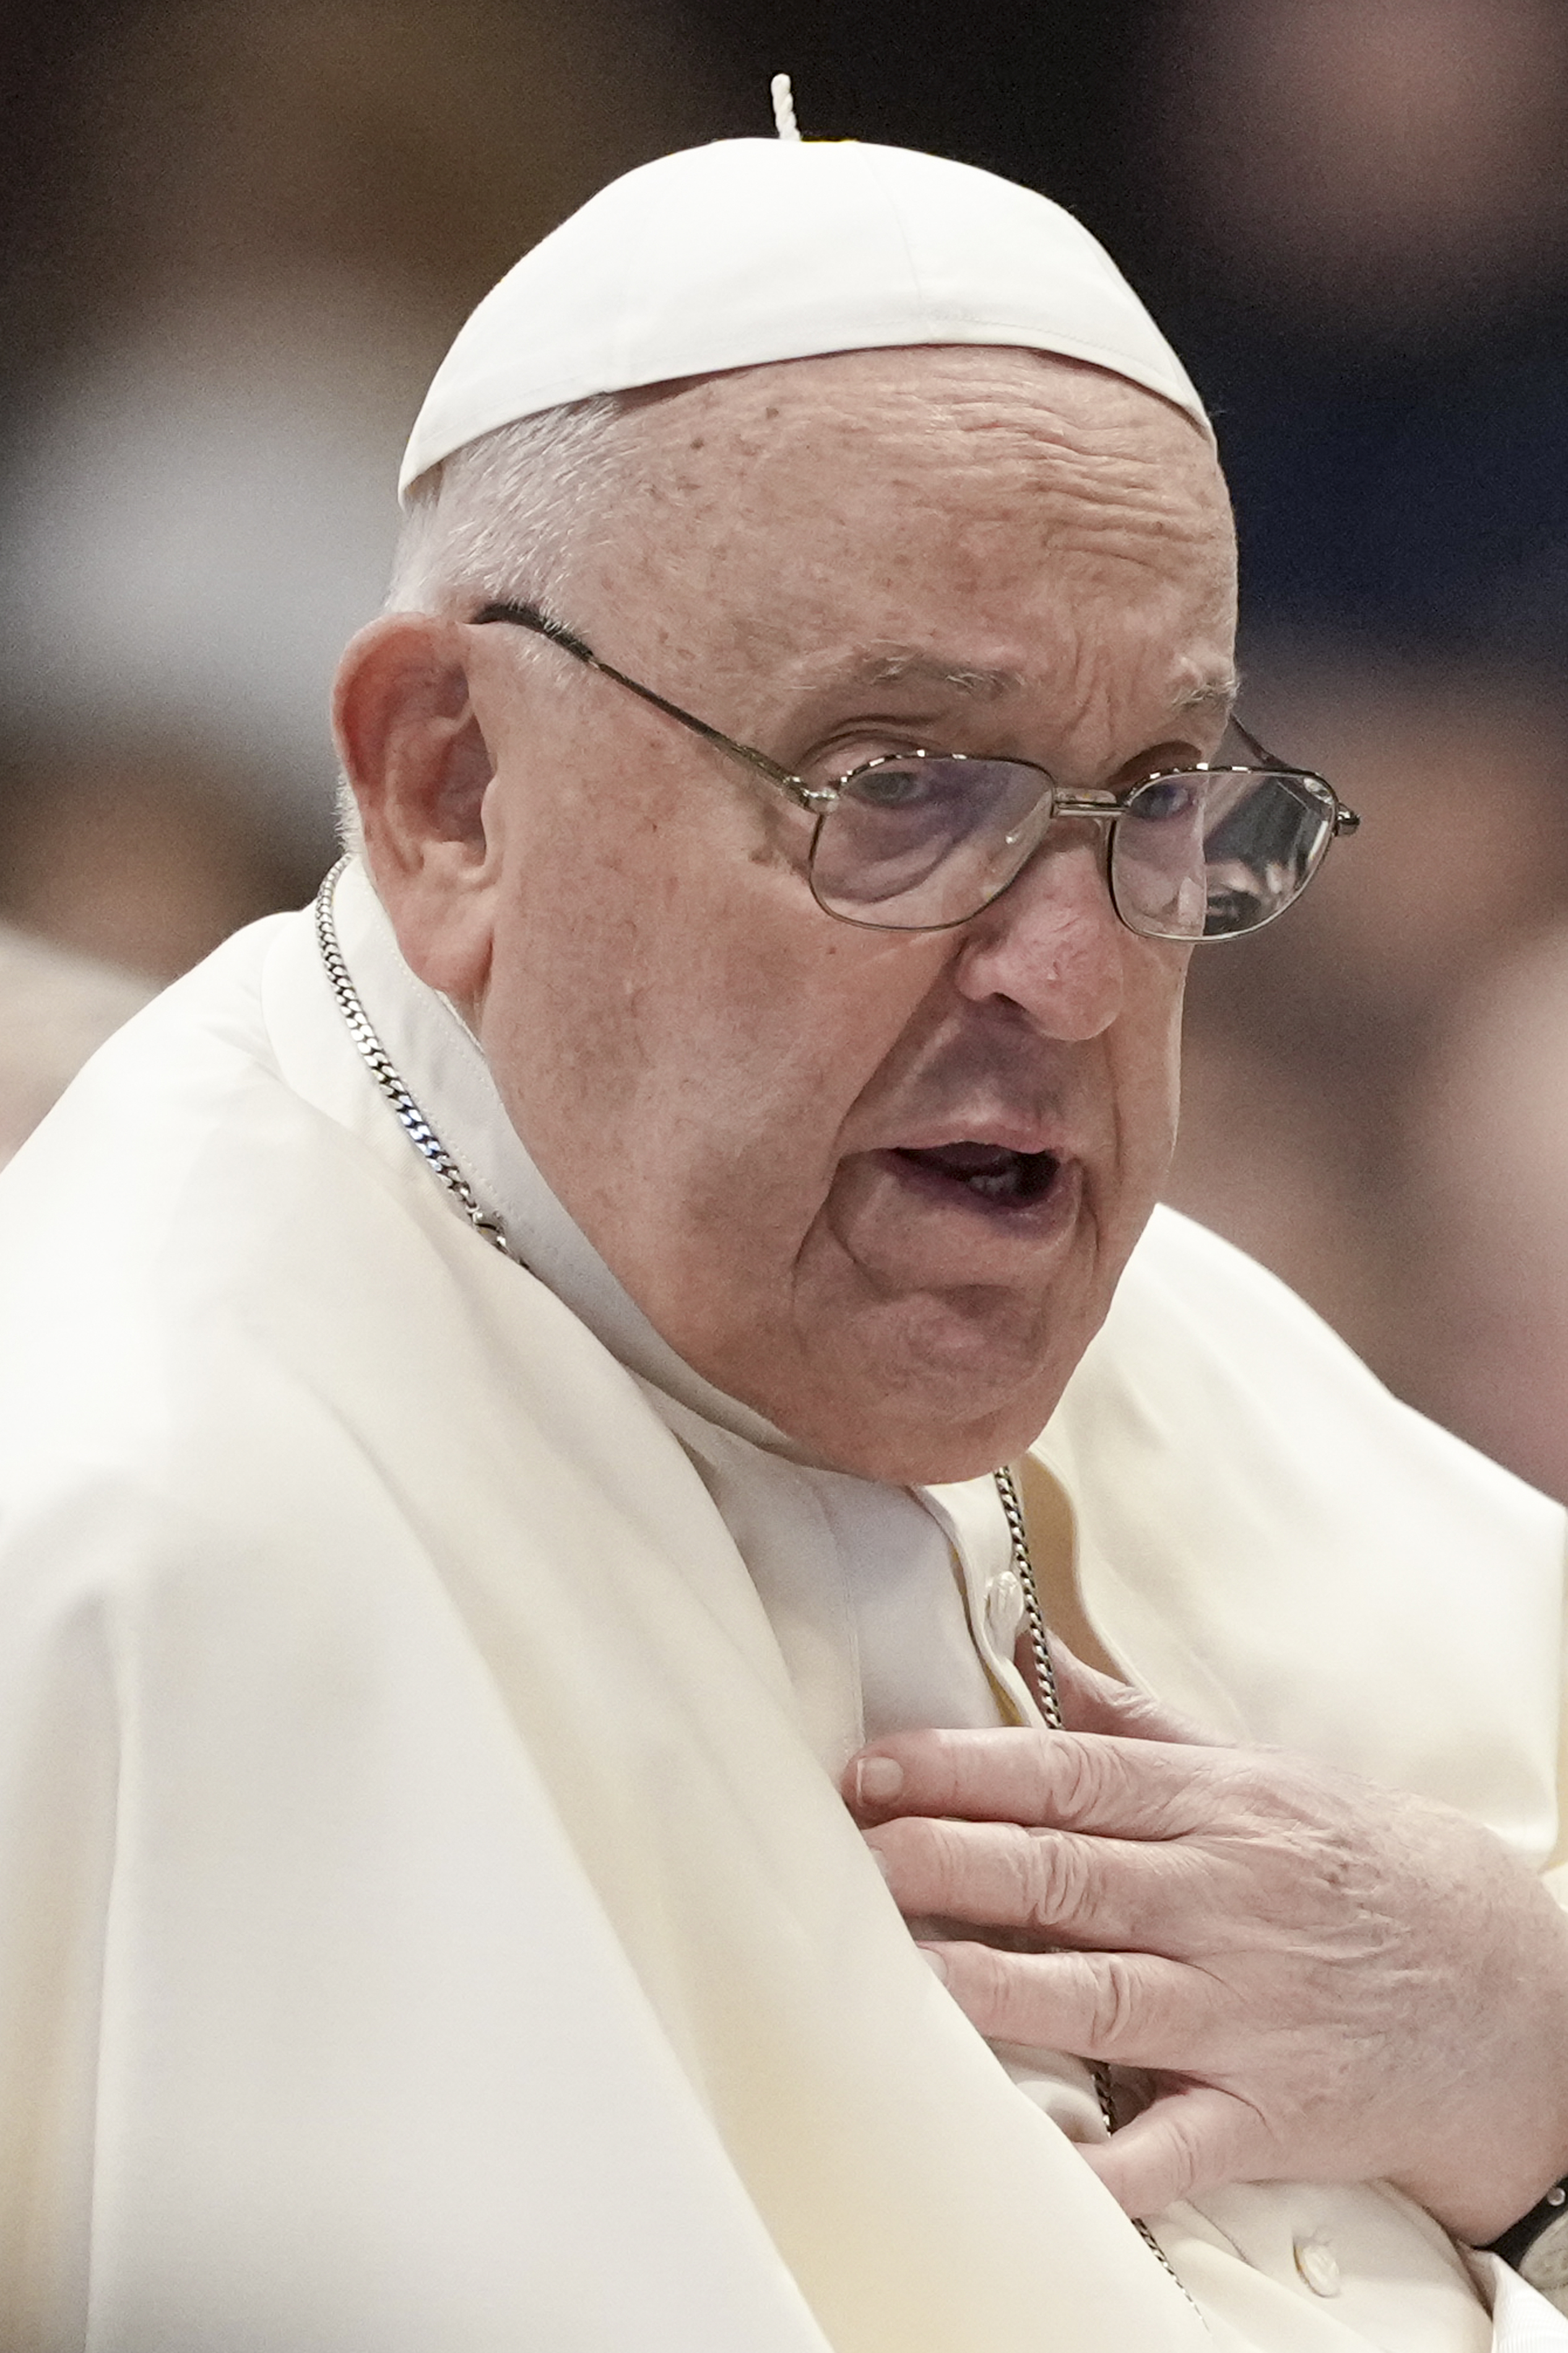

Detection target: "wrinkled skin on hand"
[846, 1645, 1568, 2238]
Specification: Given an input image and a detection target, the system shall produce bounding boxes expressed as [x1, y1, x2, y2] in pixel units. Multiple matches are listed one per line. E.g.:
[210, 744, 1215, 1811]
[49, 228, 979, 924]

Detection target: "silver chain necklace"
[993, 1461, 1063, 1731]
[314, 856, 1190, 2304]
[314, 858, 515, 1259]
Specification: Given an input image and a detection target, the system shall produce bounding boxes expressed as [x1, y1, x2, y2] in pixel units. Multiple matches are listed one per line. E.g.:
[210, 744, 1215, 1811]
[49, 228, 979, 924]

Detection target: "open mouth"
[891, 1141, 1061, 1207]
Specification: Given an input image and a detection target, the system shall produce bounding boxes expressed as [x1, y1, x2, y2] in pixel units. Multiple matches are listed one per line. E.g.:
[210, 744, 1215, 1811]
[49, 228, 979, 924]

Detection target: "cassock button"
[984, 1568, 1026, 1652]
[1293, 2237, 1341, 2298]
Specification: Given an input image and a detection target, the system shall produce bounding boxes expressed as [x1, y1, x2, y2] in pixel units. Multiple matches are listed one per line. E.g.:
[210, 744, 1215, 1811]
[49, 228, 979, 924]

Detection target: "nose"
[950, 827, 1126, 1040]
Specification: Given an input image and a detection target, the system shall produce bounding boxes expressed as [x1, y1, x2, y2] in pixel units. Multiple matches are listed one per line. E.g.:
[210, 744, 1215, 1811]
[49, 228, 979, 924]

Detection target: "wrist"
[1394, 2107, 1568, 2246]
[1481, 2180, 1568, 2313]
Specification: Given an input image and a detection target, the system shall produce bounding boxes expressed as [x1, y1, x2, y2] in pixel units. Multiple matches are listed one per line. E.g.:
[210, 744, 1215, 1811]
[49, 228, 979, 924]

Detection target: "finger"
[1079, 2085, 1263, 2219]
[865, 1816, 1208, 1951]
[1046, 1637, 1228, 1750]
[923, 1940, 1223, 2068]
[845, 1723, 1231, 1838]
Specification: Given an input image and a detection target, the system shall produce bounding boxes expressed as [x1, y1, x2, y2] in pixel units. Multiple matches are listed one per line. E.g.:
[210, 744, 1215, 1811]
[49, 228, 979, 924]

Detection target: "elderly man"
[0, 133, 1565, 2353]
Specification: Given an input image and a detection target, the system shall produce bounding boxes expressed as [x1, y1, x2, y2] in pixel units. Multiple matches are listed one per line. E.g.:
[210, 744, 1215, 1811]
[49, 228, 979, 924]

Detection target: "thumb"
[1043, 1634, 1226, 1748]
[1080, 2084, 1258, 2219]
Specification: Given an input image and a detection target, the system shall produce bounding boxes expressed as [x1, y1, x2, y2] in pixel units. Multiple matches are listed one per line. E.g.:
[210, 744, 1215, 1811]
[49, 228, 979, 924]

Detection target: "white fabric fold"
[0, 877, 1561, 2349]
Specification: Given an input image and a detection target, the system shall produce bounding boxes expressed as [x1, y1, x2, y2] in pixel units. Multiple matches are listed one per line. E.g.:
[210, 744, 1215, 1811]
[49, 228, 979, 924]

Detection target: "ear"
[332, 613, 498, 1001]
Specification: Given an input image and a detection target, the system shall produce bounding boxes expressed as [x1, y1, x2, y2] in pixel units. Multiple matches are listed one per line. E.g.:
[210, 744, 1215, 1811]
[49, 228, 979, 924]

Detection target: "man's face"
[457, 347, 1237, 1481]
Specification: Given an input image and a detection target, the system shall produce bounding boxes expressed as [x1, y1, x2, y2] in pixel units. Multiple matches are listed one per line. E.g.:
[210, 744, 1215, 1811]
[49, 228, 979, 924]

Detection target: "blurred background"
[4, 0, 1568, 1497]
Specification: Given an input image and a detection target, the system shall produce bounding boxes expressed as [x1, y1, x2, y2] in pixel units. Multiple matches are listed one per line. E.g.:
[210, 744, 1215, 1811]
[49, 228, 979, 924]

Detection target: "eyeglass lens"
[808, 758, 1337, 939]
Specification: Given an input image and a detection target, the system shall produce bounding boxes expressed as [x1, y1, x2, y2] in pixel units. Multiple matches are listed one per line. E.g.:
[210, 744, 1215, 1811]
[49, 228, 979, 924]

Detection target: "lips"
[890, 1139, 1062, 1209]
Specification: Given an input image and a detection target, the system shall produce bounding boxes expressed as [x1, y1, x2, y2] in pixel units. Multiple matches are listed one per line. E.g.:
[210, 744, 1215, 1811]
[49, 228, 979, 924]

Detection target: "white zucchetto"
[401, 136, 1210, 498]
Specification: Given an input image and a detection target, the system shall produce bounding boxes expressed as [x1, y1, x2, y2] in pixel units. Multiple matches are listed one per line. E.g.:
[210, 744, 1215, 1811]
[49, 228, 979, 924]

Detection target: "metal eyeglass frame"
[472, 598, 1361, 936]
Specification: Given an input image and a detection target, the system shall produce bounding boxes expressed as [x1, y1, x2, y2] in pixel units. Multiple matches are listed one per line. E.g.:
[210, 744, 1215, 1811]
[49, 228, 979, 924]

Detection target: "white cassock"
[0, 859, 1564, 2353]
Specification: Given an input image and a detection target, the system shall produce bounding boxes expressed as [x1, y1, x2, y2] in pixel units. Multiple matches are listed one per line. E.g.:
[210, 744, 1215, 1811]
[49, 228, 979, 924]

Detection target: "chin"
[794, 1399, 1062, 1487]
[761, 1304, 1089, 1487]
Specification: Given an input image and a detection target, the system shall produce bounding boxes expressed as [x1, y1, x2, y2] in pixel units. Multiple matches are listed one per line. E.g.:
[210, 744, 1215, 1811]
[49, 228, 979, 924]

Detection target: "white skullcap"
[400, 137, 1210, 499]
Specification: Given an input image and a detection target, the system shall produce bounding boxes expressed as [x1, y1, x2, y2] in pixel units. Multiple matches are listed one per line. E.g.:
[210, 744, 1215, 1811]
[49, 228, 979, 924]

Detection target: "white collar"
[332, 858, 797, 1455]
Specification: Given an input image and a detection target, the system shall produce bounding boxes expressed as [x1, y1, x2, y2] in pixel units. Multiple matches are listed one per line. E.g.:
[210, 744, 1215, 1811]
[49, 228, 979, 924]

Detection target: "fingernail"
[854, 1755, 904, 1805]
[867, 1841, 895, 1883]
[917, 1945, 948, 1983]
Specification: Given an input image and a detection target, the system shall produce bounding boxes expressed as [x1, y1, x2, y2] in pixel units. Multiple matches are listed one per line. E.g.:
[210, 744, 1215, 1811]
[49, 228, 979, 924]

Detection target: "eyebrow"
[852, 651, 1028, 698]
[842, 650, 1242, 724]
[1177, 672, 1242, 719]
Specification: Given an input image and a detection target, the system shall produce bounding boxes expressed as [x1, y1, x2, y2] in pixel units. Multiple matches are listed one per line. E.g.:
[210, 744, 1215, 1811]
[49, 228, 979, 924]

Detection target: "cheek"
[1111, 946, 1189, 1175]
[639, 926, 933, 1232]
[478, 763, 933, 1251]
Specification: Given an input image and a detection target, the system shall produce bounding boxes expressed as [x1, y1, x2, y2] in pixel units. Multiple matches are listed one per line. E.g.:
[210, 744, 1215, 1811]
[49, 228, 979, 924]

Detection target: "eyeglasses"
[473, 599, 1359, 941]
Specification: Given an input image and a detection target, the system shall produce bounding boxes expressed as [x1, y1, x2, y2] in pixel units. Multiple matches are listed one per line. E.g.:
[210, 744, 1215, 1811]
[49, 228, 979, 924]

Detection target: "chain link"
[992, 1463, 1063, 1730]
[994, 1463, 1197, 2308]
[314, 859, 516, 1259]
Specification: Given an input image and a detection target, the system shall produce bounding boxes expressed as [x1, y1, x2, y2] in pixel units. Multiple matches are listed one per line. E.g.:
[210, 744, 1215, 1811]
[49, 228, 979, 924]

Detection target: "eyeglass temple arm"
[1228, 713, 1361, 836]
[471, 600, 812, 802]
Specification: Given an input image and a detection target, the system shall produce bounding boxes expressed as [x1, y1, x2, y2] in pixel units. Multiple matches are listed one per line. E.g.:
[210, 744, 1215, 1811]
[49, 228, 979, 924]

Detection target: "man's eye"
[1133, 776, 1203, 822]
[842, 760, 946, 811]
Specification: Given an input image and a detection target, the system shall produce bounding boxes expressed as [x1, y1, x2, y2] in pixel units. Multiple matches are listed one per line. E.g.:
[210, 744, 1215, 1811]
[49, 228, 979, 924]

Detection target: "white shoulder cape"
[0, 908, 1559, 2353]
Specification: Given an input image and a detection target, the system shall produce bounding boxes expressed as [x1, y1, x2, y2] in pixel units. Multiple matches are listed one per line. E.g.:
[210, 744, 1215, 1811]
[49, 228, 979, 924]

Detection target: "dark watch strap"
[1484, 2180, 1568, 2270]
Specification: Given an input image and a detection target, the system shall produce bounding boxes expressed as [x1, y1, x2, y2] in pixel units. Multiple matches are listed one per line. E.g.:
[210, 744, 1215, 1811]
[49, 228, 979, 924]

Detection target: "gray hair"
[337, 392, 632, 850]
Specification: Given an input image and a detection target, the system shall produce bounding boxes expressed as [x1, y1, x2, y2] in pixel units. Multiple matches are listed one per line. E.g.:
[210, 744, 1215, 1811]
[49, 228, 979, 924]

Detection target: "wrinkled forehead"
[624, 342, 1219, 471]
[545, 349, 1239, 764]
[583, 346, 1236, 607]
